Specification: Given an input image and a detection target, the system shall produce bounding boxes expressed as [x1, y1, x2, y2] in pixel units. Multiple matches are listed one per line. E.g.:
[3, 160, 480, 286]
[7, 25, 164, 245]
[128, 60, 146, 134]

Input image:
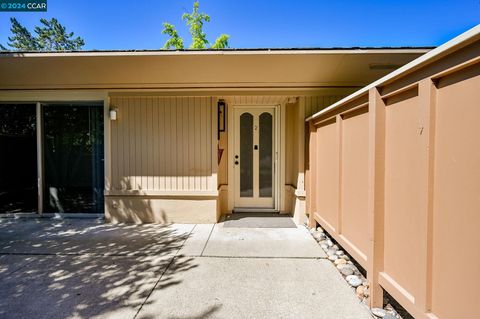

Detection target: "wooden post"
[417, 78, 436, 312]
[336, 114, 343, 234]
[308, 120, 317, 228]
[296, 98, 306, 194]
[367, 87, 386, 308]
[296, 98, 307, 223]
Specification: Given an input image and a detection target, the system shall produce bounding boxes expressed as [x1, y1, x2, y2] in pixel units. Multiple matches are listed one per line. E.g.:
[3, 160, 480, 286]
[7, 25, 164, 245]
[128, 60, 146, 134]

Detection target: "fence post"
[336, 114, 343, 234]
[308, 121, 317, 228]
[417, 78, 436, 312]
[367, 87, 386, 308]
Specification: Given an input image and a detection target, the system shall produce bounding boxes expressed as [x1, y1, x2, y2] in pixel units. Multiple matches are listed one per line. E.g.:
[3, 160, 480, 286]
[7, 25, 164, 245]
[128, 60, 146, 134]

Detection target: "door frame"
[227, 103, 285, 213]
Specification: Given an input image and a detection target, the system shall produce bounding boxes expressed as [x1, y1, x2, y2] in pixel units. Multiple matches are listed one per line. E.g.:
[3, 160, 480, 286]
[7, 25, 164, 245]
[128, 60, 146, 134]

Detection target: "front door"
[234, 107, 275, 209]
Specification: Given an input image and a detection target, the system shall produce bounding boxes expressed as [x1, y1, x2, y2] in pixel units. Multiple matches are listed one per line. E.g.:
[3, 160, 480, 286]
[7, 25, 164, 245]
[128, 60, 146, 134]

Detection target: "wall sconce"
[109, 108, 118, 121]
[217, 100, 226, 139]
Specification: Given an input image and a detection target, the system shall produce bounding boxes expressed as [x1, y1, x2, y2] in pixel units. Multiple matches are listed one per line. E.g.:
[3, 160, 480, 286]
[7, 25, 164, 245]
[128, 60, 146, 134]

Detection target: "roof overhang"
[0, 48, 431, 91]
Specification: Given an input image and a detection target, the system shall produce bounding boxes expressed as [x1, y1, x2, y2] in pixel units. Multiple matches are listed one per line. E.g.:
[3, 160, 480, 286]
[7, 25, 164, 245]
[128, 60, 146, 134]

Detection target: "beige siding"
[110, 96, 214, 192]
[285, 102, 298, 186]
[227, 95, 288, 105]
[304, 95, 345, 118]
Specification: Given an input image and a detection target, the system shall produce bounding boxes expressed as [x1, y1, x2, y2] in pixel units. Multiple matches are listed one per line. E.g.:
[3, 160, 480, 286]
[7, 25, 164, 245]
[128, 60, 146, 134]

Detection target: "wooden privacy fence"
[306, 27, 480, 319]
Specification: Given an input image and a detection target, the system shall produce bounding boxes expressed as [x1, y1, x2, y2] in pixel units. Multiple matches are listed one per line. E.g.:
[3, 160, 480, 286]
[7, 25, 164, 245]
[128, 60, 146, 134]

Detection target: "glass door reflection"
[43, 103, 104, 213]
[0, 104, 37, 213]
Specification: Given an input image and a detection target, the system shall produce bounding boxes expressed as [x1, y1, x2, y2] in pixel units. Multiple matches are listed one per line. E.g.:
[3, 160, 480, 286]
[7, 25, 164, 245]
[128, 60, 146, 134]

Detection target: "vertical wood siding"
[110, 96, 214, 192]
[304, 95, 345, 118]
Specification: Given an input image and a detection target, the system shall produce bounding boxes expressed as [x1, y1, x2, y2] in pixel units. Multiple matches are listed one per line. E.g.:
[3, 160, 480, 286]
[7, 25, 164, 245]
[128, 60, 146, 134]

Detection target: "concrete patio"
[0, 217, 372, 319]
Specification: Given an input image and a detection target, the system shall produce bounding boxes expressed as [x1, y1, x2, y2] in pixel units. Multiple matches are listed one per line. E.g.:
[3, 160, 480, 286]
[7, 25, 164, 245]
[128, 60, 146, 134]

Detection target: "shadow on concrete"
[0, 218, 197, 319]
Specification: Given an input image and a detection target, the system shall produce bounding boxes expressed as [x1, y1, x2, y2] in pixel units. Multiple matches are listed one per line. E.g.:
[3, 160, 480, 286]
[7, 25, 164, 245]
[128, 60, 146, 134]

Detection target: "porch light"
[218, 100, 226, 139]
[109, 108, 118, 121]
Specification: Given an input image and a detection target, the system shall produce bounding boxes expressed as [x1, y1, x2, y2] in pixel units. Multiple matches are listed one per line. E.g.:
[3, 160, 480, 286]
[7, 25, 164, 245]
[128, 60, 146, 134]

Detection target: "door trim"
[227, 103, 284, 213]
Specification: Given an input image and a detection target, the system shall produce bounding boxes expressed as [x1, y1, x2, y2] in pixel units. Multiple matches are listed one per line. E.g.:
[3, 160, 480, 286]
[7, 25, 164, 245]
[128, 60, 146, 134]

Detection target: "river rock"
[339, 265, 354, 276]
[328, 255, 338, 261]
[327, 249, 337, 256]
[334, 258, 347, 265]
[348, 276, 363, 287]
[363, 287, 369, 297]
[371, 308, 387, 318]
[313, 232, 324, 241]
[356, 285, 365, 297]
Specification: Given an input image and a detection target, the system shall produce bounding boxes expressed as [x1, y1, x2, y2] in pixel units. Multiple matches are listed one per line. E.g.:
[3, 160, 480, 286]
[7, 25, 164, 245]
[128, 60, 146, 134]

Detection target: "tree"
[35, 18, 85, 51]
[162, 0, 230, 50]
[6, 17, 38, 51]
[162, 23, 184, 50]
[2, 17, 85, 51]
[211, 34, 229, 49]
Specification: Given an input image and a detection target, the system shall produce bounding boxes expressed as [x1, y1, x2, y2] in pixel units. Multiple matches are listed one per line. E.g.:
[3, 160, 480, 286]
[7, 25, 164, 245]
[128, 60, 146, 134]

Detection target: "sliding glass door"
[43, 103, 104, 214]
[0, 102, 104, 215]
[0, 104, 38, 213]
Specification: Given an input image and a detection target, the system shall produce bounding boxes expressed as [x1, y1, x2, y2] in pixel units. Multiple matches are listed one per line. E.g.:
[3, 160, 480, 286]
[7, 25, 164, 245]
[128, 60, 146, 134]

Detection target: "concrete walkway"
[0, 217, 372, 319]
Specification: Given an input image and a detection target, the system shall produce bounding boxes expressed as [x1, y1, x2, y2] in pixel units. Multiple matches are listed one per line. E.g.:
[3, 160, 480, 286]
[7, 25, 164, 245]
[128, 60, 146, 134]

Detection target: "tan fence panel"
[382, 86, 427, 303]
[314, 118, 340, 231]
[340, 107, 370, 265]
[307, 34, 480, 319]
[431, 65, 480, 319]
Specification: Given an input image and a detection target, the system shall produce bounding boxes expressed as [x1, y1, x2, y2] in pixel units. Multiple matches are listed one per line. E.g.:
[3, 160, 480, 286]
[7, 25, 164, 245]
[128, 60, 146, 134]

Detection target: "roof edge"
[0, 47, 432, 58]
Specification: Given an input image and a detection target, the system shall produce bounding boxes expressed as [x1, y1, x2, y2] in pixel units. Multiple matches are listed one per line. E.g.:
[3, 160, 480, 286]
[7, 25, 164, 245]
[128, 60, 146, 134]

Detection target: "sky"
[0, 0, 479, 50]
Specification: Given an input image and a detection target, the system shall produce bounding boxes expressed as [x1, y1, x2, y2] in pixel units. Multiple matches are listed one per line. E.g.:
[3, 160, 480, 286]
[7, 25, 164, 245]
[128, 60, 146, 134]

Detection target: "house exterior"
[1, 24, 479, 319]
[0, 47, 431, 223]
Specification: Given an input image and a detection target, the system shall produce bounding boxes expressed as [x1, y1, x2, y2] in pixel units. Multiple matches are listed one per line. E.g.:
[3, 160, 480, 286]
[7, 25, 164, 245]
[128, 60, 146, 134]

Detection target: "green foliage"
[162, 0, 230, 50]
[182, 0, 210, 49]
[6, 17, 38, 51]
[211, 34, 230, 49]
[3, 17, 84, 51]
[34, 18, 85, 51]
[162, 23, 184, 49]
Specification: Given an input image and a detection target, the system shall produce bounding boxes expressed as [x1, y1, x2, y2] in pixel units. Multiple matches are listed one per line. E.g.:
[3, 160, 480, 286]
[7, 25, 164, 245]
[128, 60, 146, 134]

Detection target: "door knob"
[235, 161, 239, 165]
